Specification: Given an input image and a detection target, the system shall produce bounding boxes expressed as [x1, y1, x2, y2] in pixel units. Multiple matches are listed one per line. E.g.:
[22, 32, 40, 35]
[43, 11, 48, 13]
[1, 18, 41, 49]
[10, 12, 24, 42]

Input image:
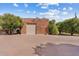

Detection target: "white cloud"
[49, 3, 59, 6]
[39, 9, 69, 20]
[37, 3, 59, 9]
[63, 7, 73, 11]
[41, 6, 48, 9]
[63, 7, 66, 10]
[37, 3, 47, 6]
[13, 3, 18, 7]
[39, 3, 49, 9]
[33, 11, 36, 14]
[69, 7, 73, 10]
[26, 11, 30, 13]
[24, 4, 28, 7]
[62, 12, 68, 15]
[39, 9, 60, 20]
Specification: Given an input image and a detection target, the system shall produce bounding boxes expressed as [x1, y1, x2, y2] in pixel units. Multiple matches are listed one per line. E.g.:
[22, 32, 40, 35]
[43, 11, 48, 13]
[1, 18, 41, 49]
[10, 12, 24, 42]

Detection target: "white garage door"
[26, 24, 36, 35]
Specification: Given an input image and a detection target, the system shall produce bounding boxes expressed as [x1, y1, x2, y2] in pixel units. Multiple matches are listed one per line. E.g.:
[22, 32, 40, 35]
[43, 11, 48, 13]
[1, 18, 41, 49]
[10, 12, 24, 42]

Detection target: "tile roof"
[22, 18, 48, 24]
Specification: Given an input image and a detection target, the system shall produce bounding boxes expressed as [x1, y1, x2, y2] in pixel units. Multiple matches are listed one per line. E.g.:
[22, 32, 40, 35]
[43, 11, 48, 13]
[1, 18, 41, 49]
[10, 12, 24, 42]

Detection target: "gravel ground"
[0, 34, 79, 56]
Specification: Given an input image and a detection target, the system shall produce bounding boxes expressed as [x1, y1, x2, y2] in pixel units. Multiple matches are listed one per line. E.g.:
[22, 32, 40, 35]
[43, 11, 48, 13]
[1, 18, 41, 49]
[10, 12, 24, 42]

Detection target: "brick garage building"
[21, 18, 49, 35]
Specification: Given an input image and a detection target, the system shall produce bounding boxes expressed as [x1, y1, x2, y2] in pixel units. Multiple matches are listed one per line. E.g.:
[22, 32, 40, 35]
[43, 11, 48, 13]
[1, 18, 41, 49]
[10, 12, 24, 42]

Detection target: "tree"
[48, 20, 59, 35]
[56, 22, 65, 34]
[63, 18, 79, 36]
[2, 13, 23, 35]
[0, 16, 3, 30]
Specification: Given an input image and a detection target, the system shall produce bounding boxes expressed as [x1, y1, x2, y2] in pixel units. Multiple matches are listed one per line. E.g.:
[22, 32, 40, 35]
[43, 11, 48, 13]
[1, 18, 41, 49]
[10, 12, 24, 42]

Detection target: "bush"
[48, 20, 59, 35]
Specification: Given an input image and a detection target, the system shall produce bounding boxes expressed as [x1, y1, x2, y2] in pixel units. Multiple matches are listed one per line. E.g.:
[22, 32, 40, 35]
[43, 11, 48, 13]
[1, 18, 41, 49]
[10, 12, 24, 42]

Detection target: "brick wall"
[21, 18, 49, 34]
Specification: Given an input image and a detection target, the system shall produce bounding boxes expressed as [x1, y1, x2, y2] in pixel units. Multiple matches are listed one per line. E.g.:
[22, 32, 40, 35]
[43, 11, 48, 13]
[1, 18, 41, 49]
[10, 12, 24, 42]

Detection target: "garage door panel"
[26, 24, 36, 35]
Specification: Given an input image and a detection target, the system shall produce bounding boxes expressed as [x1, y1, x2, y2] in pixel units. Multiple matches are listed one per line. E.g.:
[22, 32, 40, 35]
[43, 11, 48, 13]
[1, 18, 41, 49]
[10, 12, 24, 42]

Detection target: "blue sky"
[0, 3, 79, 21]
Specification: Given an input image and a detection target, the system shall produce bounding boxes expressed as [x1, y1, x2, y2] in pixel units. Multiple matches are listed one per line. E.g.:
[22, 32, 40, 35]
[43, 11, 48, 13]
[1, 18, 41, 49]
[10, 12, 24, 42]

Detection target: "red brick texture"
[21, 18, 49, 34]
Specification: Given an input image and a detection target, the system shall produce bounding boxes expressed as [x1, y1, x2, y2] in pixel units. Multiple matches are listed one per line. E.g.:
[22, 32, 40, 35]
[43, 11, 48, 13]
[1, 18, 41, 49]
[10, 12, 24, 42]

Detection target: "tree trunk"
[59, 31, 61, 35]
[5, 30, 9, 35]
[71, 32, 73, 36]
[70, 27, 74, 36]
[9, 29, 12, 35]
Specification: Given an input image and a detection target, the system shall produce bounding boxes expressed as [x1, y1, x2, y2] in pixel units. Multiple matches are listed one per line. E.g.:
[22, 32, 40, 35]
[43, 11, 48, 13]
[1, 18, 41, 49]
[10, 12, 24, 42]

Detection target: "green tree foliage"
[48, 20, 59, 35]
[0, 16, 3, 30]
[56, 22, 65, 34]
[63, 18, 79, 35]
[2, 13, 23, 35]
[57, 18, 79, 36]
